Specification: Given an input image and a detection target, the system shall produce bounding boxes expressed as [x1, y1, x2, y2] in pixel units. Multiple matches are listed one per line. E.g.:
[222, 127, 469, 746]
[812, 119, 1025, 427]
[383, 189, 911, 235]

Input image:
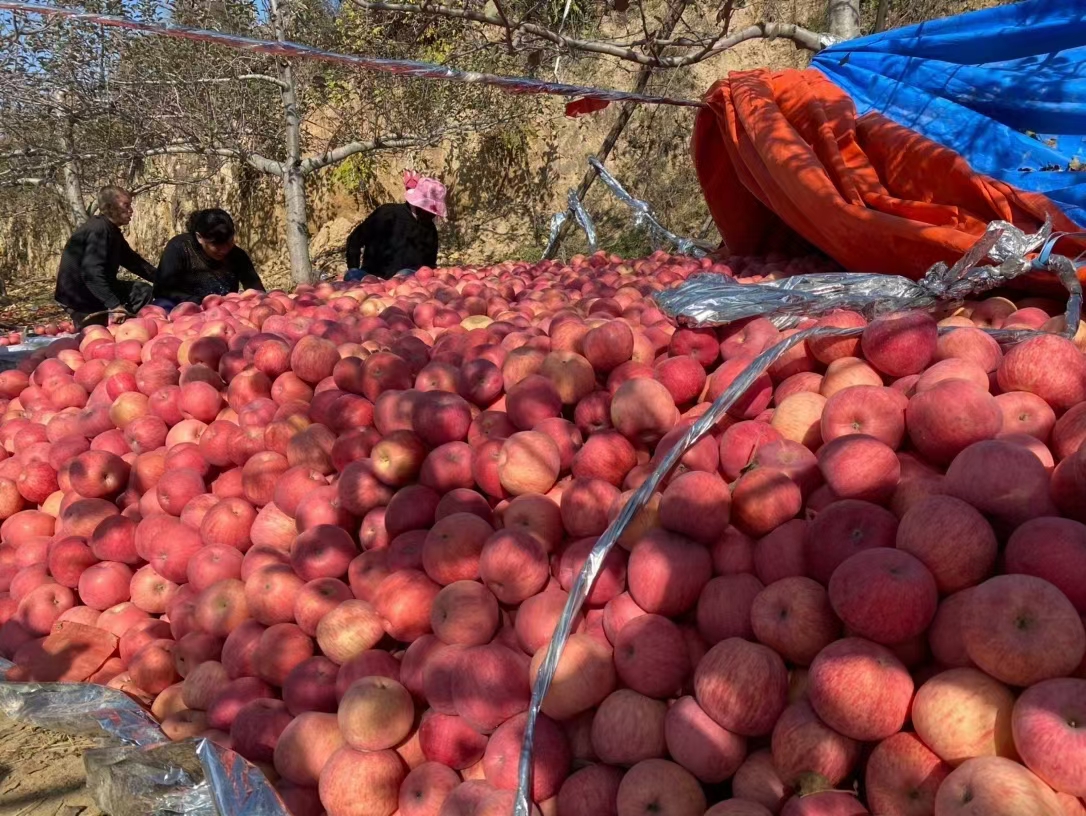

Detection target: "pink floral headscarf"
[403, 170, 447, 219]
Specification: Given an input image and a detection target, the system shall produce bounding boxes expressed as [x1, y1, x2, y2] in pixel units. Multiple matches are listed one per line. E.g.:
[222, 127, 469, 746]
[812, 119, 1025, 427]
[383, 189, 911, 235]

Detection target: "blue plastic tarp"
[813, 0, 1086, 227]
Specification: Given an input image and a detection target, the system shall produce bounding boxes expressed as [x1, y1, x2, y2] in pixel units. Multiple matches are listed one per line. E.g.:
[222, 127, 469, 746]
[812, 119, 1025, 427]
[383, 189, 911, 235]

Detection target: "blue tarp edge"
[813, 0, 1086, 227]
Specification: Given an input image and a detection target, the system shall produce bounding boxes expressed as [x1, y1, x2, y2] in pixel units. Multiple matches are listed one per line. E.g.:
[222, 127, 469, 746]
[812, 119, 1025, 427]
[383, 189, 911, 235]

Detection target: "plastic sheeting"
[0, 662, 290, 816]
[0, 334, 78, 371]
[693, 0, 1086, 287]
[655, 218, 1083, 329]
[813, 0, 1086, 227]
[691, 67, 1086, 287]
[543, 158, 712, 259]
[544, 189, 599, 258]
[0, 2, 704, 110]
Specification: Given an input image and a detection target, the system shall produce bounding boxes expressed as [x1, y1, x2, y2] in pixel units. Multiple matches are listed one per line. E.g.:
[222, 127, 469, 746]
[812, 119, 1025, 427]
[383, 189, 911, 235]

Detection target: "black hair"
[187, 208, 236, 244]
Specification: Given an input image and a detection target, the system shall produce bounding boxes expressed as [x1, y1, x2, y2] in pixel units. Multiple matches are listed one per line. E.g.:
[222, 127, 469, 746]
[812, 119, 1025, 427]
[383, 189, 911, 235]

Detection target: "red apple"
[934, 756, 1065, 816]
[896, 496, 998, 594]
[807, 638, 913, 742]
[615, 758, 706, 816]
[694, 638, 788, 737]
[912, 667, 1017, 765]
[860, 312, 937, 377]
[828, 548, 938, 645]
[997, 334, 1086, 413]
[961, 575, 1086, 687]
[865, 732, 950, 816]
[590, 688, 667, 767]
[1012, 677, 1086, 797]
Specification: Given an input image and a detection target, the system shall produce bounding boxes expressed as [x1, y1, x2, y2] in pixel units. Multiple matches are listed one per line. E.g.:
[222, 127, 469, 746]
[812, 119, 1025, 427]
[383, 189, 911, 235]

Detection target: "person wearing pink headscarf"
[345, 171, 447, 280]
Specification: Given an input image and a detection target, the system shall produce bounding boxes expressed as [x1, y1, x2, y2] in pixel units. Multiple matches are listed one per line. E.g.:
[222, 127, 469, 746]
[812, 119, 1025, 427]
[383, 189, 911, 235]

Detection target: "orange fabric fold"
[692, 68, 1084, 290]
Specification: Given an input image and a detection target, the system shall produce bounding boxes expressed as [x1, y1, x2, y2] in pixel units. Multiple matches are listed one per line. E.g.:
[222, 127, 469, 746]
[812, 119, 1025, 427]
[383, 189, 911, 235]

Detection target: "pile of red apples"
[0, 249, 1083, 816]
[0, 320, 76, 347]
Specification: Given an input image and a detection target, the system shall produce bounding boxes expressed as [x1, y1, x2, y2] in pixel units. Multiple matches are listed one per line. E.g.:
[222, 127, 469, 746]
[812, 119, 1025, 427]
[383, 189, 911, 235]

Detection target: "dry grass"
[0, 714, 105, 816]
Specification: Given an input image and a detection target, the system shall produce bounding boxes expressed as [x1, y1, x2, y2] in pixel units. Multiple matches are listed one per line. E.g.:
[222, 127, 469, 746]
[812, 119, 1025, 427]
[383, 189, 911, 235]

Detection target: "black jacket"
[345, 203, 439, 279]
[154, 233, 264, 304]
[54, 216, 157, 312]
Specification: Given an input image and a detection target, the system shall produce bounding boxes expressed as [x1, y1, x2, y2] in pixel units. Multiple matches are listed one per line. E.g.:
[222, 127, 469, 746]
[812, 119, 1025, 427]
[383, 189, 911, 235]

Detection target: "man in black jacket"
[55, 186, 157, 328]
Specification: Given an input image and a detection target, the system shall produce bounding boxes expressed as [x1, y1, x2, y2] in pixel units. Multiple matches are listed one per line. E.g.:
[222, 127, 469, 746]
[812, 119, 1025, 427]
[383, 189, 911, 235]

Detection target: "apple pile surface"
[0, 250, 1082, 816]
[0, 320, 76, 347]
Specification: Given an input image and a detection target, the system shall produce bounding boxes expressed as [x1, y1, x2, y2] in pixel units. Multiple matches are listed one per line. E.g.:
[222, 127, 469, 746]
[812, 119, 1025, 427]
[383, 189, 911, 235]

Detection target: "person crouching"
[344, 171, 445, 281]
[153, 208, 265, 309]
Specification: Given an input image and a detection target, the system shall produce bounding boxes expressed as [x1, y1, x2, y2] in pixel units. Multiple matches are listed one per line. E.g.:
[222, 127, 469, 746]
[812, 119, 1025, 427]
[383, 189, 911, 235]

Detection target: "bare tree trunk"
[543, 0, 689, 260]
[828, 0, 861, 41]
[52, 91, 88, 228]
[269, 0, 314, 285]
[282, 166, 313, 285]
[874, 0, 890, 32]
[58, 158, 88, 229]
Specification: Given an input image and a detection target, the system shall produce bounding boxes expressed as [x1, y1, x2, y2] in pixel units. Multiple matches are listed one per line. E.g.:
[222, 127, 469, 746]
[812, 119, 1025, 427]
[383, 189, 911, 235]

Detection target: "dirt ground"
[0, 714, 104, 816]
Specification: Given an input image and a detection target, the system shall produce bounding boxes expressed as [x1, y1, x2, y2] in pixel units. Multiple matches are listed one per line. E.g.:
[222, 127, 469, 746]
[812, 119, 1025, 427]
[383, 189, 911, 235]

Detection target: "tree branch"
[137, 143, 284, 175]
[237, 73, 291, 89]
[491, 0, 516, 53]
[127, 171, 223, 197]
[670, 22, 828, 65]
[0, 176, 51, 188]
[299, 122, 501, 174]
[0, 148, 53, 160]
[874, 0, 890, 32]
[350, 0, 828, 65]
[828, 0, 861, 40]
[108, 74, 289, 89]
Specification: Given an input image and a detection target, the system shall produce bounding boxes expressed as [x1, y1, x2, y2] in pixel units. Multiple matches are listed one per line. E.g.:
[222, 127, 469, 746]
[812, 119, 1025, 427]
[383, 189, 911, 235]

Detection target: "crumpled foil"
[568, 189, 598, 254]
[513, 221, 1083, 816]
[542, 210, 570, 260]
[84, 740, 212, 816]
[0, 674, 165, 746]
[590, 157, 712, 258]
[542, 159, 711, 260]
[653, 218, 1076, 329]
[0, 660, 288, 816]
[542, 190, 598, 258]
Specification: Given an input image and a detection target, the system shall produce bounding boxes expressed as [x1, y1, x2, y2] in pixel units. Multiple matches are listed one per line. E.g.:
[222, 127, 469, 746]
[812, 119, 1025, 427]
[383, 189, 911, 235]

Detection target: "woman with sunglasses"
[153, 208, 264, 309]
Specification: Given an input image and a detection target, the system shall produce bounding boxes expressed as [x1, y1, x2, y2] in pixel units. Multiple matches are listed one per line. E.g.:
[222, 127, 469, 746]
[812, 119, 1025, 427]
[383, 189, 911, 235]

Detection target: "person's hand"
[109, 308, 129, 325]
